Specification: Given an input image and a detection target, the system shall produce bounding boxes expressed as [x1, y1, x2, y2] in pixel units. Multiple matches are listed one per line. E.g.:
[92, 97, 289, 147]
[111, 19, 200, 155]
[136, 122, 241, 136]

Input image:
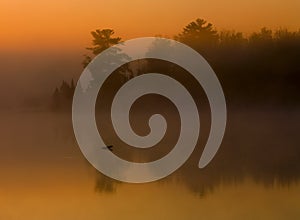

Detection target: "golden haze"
[1, 0, 300, 51]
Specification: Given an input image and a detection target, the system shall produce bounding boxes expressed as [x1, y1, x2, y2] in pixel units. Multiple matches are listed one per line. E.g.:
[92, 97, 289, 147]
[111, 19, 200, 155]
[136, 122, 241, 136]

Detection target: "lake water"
[0, 108, 299, 219]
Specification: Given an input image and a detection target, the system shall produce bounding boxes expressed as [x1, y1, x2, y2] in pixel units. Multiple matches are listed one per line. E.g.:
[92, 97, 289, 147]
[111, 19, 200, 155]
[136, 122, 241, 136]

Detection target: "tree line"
[52, 18, 300, 111]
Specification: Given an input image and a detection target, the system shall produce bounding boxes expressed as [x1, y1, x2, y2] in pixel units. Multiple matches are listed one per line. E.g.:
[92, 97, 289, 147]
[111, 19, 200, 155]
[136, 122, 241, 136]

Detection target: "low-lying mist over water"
[0, 50, 83, 109]
[0, 106, 299, 219]
[0, 16, 299, 219]
[1, 19, 300, 111]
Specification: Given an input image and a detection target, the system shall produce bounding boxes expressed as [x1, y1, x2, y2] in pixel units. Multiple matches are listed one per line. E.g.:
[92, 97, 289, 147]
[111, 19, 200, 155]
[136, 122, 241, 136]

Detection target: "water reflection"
[0, 108, 299, 218]
[95, 174, 120, 193]
[96, 105, 299, 196]
[11, 107, 297, 196]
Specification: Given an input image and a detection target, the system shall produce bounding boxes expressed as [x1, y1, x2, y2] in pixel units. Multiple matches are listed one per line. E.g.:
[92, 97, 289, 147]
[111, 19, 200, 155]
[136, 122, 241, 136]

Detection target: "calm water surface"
[0, 109, 299, 219]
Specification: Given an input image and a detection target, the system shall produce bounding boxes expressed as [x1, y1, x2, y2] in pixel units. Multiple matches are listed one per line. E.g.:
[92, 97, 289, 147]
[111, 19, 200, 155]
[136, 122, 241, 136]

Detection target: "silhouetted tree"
[47, 20, 300, 196]
[51, 79, 75, 111]
[219, 31, 247, 48]
[82, 29, 122, 67]
[51, 20, 300, 111]
[175, 18, 219, 58]
[249, 27, 273, 45]
[52, 87, 60, 110]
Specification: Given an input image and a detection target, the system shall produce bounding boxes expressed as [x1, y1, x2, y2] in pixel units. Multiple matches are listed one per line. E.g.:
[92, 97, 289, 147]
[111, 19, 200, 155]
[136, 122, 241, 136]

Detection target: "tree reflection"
[50, 20, 300, 195]
[94, 174, 120, 193]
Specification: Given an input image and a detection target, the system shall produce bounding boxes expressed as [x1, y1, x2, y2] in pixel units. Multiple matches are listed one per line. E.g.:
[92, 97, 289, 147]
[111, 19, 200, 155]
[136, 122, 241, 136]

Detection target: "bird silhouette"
[102, 145, 113, 152]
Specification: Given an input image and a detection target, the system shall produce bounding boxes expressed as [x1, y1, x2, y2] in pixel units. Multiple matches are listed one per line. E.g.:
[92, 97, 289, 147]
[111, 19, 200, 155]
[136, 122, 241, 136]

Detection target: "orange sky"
[1, 0, 300, 51]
